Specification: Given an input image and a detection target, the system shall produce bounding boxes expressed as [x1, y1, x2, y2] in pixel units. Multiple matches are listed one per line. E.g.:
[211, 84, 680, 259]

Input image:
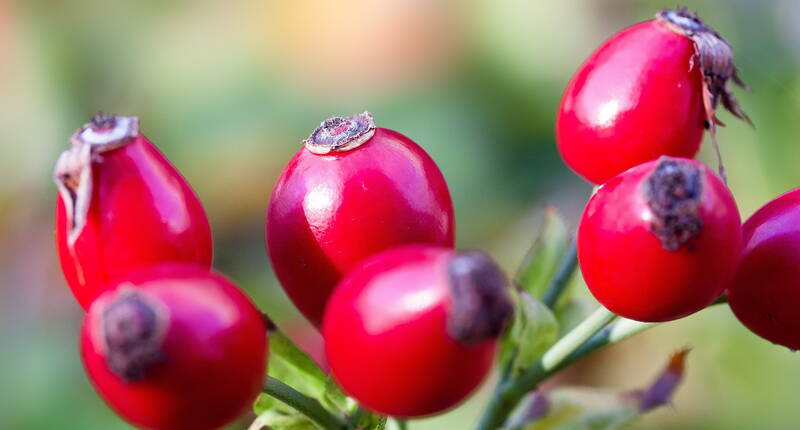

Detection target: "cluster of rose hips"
[52, 7, 800, 430]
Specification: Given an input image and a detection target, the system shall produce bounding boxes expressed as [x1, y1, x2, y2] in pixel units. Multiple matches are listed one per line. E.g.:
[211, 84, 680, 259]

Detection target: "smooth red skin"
[728, 189, 800, 350]
[266, 128, 455, 328]
[56, 134, 213, 309]
[577, 159, 742, 322]
[557, 20, 706, 184]
[323, 245, 495, 417]
[81, 264, 267, 430]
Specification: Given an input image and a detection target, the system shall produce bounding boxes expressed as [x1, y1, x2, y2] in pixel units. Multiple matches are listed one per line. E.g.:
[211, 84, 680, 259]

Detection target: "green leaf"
[500, 289, 559, 377]
[516, 207, 569, 300]
[254, 330, 348, 415]
[249, 409, 319, 430]
[509, 350, 690, 430]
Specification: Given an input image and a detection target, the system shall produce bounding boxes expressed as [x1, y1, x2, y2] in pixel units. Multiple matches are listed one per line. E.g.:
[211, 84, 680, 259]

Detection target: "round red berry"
[577, 156, 742, 322]
[556, 8, 748, 184]
[266, 112, 455, 328]
[80, 264, 266, 430]
[728, 188, 800, 350]
[55, 114, 213, 309]
[323, 245, 512, 417]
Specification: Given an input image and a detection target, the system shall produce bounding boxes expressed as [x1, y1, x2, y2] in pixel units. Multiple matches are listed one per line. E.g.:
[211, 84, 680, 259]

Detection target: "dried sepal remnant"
[656, 8, 750, 127]
[54, 144, 94, 247]
[303, 111, 376, 154]
[447, 251, 514, 344]
[55, 114, 140, 246]
[644, 157, 703, 251]
[71, 114, 139, 150]
[101, 287, 168, 382]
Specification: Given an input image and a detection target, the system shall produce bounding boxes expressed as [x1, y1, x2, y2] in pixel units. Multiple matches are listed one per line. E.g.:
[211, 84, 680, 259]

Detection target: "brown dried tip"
[102, 288, 166, 382]
[656, 8, 751, 126]
[630, 348, 690, 412]
[446, 251, 514, 344]
[643, 157, 703, 252]
[657, 8, 751, 182]
[302, 111, 376, 155]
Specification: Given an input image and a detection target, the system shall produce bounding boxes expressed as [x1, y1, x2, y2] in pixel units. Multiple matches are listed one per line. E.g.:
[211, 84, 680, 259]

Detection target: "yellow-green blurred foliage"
[1, 0, 799, 429]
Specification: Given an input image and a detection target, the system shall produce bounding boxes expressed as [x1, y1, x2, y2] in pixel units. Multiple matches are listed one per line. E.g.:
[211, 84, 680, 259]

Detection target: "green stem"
[347, 406, 365, 429]
[475, 306, 617, 430]
[395, 419, 408, 430]
[541, 237, 579, 309]
[263, 377, 347, 430]
[554, 317, 655, 373]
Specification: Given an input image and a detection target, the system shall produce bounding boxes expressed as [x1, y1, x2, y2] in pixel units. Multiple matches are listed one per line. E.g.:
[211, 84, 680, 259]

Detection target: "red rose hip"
[55, 114, 213, 309]
[266, 112, 455, 328]
[323, 245, 513, 417]
[81, 264, 267, 430]
[728, 189, 800, 350]
[556, 8, 749, 184]
[577, 156, 742, 322]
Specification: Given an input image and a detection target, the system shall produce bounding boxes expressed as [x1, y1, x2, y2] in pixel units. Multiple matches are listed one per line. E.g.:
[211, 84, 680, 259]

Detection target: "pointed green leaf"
[500, 289, 559, 377]
[516, 207, 569, 299]
[255, 330, 348, 415]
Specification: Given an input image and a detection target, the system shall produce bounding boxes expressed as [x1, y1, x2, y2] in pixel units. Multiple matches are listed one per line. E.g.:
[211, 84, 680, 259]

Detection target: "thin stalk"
[263, 377, 347, 430]
[541, 237, 579, 309]
[475, 306, 617, 430]
[395, 419, 408, 430]
[347, 406, 365, 429]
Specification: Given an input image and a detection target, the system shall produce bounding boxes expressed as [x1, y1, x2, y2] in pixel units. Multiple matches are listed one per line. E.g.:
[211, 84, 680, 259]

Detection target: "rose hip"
[556, 8, 749, 184]
[54, 114, 213, 309]
[577, 156, 742, 322]
[81, 264, 267, 430]
[323, 245, 512, 417]
[728, 188, 800, 350]
[266, 112, 455, 328]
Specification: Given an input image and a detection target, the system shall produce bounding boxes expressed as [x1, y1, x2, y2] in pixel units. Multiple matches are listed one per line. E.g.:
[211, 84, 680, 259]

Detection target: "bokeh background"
[2, 0, 800, 428]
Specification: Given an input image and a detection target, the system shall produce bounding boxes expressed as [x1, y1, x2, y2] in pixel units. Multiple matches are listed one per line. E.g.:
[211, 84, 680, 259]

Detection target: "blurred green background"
[2, 0, 800, 428]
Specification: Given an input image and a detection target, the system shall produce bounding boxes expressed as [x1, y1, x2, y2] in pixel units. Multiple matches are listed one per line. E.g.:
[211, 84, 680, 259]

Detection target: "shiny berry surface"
[324, 245, 508, 417]
[267, 114, 454, 328]
[578, 157, 742, 322]
[81, 264, 266, 430]
[728, 189, 800, 350]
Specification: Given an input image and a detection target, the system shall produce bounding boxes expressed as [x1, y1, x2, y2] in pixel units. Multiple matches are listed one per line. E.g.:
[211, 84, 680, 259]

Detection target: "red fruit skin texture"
[81, 264, 267, 430]
[323, 245, 495, 418]
[728, 189, 800, 350]
[56, 134, 213, 309]
[266, 128, 455, 328]
[557, 20, 706, 184]
[577, 158, 742, 322]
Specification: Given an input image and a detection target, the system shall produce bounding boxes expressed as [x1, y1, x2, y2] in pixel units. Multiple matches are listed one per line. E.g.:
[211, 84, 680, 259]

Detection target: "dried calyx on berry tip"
[100, 288, 167, 383]
[54, 113, 139, 246]
[303, 111, 376, 155]
[446, 251, 514, 344]
[656, 8, 750, 127]
[643, 157, 703, 252]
